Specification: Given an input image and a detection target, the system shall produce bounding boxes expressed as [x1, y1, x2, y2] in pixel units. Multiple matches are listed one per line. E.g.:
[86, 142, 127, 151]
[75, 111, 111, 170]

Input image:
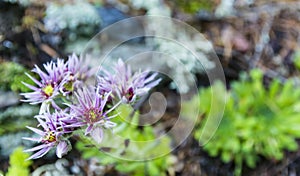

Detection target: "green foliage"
[293, 50, 300, 70]
[191, 69, 300, 175]
[175, 0, 214, 13]
[76, 105, 174, 176]
[6, 147, 32, 176]
[0, 62, 34, 92]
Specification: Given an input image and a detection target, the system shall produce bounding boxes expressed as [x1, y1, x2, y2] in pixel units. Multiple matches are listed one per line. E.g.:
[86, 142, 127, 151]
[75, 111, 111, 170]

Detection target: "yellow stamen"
[43, 84, 54, 97]
[89, 110, 97, 120]
[44, 131, 56, 142]
[64, 82, 74, 92]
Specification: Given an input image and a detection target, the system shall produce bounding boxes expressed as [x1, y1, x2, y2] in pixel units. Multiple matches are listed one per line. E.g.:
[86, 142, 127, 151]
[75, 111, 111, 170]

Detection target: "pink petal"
[24, 144, 47, 152]
[56, 141, 69, 158]
[22, 137, 41, 142]
[26, 126, 44, 136]
[85, 125, 93, 135]
[27, 147, 51, 160]
[90, 127, 103, 144]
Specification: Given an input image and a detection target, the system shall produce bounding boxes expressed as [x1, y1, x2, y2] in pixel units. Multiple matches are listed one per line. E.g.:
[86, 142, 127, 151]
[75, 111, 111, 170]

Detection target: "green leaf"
[245, 154, 256, 168]
[293, 50, 300, 70]
[6, 147, 32, 176]
[221, 151, 232, 163]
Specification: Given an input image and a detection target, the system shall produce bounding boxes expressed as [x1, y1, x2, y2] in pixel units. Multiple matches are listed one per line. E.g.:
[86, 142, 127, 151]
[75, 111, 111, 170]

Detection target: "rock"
[0, 104, 39, 121]
[32, 159, 72, 176]
[0, 91, 20, 108]
[97, 6, 128, 28]
[0, 131, 34, 157]
[97, 6, 144, 43]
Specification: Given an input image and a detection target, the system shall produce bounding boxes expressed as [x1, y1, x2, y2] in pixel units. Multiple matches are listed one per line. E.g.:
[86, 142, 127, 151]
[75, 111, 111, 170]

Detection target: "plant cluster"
[174, 0, 214, 13]
[21, 54, 161, 160]
[293, 49, 300, 70]
[6, 147, 32, 176]
[76, 105, 174, 176]
[191, 69, 300, 175]
[0, 61, 35, 92]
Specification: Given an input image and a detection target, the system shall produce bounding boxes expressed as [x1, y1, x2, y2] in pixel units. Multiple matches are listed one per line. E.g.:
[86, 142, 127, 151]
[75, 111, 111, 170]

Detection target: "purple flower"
[66, 87, 118, 144]
[21, 54, 95, 103]
[97, 59, 161, 104]
[66, 53, 95, 81]
[23, 111, 72, 159]
[21, 59, 67, 104]
[60, 54, 96, 95]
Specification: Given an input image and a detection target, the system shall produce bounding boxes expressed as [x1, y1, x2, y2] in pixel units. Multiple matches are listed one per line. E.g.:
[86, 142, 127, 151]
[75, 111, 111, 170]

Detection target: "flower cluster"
[21, 54, 94, 105]
[22, 55, 161, 160]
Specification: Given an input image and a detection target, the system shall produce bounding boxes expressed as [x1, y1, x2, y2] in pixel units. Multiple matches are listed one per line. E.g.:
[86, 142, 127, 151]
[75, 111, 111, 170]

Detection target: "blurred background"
[1, 0, 300, 175]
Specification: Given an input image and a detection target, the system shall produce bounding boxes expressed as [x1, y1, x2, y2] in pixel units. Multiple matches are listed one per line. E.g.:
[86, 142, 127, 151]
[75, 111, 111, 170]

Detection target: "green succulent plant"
[293, 50, 300, 70]
[76, 105, 174, 176]
[190, 69, 300, 175]
[6, 147, 32, 176]
[175, 0, 214, 14]
[0, 61, 35, 93]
